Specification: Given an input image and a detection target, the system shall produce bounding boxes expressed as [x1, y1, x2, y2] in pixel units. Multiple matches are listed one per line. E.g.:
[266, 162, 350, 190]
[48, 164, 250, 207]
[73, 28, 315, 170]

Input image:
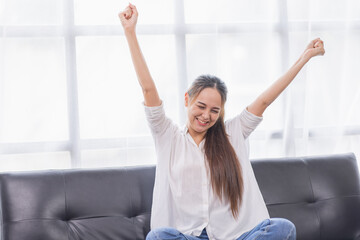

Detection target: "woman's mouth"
[196, 117, 209, 126]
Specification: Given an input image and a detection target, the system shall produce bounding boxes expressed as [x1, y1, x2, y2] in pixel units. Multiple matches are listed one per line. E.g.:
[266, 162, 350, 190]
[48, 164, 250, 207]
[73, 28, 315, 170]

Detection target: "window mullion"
[174, 0, 188, 125]
[64, 0, 81, 168]
[277, 0, 295, 157]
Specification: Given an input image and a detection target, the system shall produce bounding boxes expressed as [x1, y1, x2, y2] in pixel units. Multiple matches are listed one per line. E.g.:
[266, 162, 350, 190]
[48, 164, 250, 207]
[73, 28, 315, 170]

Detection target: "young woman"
[119, 3, 325, 240]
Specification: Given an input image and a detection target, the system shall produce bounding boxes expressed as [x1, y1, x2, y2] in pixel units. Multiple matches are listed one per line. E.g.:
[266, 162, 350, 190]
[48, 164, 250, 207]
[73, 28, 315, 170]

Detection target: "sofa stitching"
[127, 168, 135, 217]
[303, 157, 322, 240]
[126, 167, 139, 239]
[0, 180, 3, 240]
[60, 170, 70, 240]
[5, 218, 66, 223]
[266, 194, 360, 206]
[5, 215, 142, 223]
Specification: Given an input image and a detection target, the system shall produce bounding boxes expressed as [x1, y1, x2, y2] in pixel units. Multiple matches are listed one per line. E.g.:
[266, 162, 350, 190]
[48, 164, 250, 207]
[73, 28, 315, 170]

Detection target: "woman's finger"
[311, 38, 320, 46]
[129, 3, 138, 16]
[118, 11, 126, 21]
[125, 8, 133, 19]
[314, 40, 323, 48]
[119, 10, 131, 23]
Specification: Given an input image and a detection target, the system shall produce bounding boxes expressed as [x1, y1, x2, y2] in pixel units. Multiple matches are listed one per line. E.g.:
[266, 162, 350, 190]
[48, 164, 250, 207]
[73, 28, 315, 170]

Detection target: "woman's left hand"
[303, 38, 325, 60]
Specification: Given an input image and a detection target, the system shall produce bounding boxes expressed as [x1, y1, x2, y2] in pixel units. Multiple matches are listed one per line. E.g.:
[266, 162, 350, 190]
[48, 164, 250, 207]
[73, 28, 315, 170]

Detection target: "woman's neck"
[187, 126, 206, 146]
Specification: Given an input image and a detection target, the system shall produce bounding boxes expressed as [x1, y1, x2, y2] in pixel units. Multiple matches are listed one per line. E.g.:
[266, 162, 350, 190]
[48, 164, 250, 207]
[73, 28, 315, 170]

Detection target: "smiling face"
[185, 87, 223, 141]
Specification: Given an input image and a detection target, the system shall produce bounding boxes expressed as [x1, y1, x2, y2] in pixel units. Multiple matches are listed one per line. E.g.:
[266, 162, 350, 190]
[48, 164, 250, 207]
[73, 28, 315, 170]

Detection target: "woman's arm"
[247, 38, 325, 117]
[118, 3, 161, 107]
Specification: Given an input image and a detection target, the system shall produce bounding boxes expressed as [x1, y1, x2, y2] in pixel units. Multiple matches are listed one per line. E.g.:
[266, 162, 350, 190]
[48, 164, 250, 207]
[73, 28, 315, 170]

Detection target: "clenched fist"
[118, 3, 138, 32]
[303, 38, 325, 60]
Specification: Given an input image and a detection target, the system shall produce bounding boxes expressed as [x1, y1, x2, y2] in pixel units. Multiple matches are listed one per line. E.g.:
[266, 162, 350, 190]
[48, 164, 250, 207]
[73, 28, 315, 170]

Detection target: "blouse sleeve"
[143, 101, 178, 141]
[225, 108, 263, 140]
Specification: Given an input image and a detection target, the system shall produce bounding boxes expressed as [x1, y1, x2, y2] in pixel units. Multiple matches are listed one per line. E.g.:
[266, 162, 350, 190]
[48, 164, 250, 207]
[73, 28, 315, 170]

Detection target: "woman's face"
[185, 87, 222, 138]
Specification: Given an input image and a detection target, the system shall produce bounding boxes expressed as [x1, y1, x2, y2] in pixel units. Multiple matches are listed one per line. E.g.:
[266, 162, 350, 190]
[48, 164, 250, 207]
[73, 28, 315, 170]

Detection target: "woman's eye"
[198, 106, 205, 109]
[212, 110, 219, 114]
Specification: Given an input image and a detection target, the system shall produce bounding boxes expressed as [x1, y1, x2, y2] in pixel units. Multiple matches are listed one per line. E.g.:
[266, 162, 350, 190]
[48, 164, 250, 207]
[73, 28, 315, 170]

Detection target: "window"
[1, 0, 359, 171]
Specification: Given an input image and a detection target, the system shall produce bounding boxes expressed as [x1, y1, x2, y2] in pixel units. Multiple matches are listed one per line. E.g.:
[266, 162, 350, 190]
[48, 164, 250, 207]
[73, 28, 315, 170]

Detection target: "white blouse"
[145, 102, 269, 240]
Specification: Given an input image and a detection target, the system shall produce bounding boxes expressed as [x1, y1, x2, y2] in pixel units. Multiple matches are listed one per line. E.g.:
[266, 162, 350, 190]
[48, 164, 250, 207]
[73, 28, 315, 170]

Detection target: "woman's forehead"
[194, 88, 222, 107]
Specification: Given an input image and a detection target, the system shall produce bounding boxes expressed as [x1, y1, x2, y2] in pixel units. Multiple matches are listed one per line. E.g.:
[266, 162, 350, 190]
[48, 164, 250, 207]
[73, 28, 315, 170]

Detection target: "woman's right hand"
[118, 3, 138, 33]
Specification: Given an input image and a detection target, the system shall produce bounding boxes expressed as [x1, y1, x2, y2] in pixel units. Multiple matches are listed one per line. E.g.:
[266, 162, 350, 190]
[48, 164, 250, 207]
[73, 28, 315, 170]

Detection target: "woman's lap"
[236, 218, 296, 240]
[145, 227, 200, 240]
[146, 218, 296, 240]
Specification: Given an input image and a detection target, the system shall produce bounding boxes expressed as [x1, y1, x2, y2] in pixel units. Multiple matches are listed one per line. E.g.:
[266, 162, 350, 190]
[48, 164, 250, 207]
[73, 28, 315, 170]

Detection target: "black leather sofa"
[0, 152, 359, 240]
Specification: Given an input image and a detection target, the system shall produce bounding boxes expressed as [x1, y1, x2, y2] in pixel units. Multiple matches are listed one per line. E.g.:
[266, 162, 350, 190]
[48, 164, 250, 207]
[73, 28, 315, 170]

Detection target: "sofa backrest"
[0, 166, 155, 240]
[0, 153, 359, 240]
[252, 152, 360, 240]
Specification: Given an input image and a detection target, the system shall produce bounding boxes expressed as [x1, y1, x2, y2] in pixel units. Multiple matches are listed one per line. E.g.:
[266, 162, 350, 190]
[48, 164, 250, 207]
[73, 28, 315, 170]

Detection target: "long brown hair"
[187, 74, 244, 219]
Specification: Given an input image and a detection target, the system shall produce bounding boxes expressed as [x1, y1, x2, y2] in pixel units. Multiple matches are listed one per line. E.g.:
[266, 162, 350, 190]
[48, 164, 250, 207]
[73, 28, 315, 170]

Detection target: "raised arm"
[247, 38, 325, 117]
[118, 3, 161, 107]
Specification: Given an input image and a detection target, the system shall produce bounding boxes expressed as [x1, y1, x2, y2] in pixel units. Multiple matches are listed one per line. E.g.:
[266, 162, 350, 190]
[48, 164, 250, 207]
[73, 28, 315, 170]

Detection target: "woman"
[119, 3, 325, 240]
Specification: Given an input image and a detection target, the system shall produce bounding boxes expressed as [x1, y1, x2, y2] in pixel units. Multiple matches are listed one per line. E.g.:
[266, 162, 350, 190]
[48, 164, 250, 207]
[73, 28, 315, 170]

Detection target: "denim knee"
[146, 227, 184, 240]
[146, 230, 156, 240]
[270, 218, 296, 240]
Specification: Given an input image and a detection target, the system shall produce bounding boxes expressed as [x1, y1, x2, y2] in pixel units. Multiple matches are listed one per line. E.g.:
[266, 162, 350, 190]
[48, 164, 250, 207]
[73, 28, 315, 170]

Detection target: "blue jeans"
[146, 218, 296, 240]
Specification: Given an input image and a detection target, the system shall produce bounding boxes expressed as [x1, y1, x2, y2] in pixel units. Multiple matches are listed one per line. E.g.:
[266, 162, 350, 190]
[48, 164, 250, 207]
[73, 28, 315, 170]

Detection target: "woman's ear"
[184, 92, 189, 107]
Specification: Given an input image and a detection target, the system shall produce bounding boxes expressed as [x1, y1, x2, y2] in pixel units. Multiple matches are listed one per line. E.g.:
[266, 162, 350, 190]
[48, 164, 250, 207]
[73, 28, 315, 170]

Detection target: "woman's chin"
[188, 122, 211, 135]
[194, 125, 209, 133]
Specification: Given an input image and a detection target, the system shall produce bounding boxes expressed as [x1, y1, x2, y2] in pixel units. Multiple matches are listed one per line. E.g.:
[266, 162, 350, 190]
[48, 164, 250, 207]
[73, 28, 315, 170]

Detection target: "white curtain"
[0, 0, 359, 171]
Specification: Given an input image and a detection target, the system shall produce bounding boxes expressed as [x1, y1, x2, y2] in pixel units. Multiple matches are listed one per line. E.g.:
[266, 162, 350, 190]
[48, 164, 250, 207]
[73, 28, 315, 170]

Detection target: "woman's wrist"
[300, 51, 312, 63]
[124, 28, 136, 37]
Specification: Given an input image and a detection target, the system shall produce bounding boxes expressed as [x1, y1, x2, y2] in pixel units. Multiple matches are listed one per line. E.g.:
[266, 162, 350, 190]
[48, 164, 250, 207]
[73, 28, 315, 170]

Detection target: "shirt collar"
[183, 124, 205, 149]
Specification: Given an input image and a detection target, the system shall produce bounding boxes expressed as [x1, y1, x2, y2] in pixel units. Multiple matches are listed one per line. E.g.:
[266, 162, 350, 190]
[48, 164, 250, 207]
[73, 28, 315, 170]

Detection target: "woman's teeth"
[197, 118, 208, 124]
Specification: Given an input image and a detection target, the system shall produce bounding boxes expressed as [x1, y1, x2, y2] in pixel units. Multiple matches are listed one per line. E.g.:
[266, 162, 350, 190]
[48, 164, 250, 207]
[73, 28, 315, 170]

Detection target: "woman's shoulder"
[225, 108, 263, 140]
[144, 101, 183, 138]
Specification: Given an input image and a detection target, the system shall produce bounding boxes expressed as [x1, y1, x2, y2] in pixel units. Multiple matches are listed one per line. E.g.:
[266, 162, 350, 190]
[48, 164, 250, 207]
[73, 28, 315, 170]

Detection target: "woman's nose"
[202, 111, 210, 119]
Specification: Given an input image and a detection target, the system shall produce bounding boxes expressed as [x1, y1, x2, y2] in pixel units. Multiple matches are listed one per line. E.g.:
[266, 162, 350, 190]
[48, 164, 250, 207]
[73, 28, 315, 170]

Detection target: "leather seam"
[0, 180, 3, 240]
[4, 215, 140, 223]
[71, 215, 135, 220]
[61, 171, 68, 221]
[266, 194, 360, 206]
[4, 218, 65, 223]
[303, 158, 322, 240]
[126, 168, 140, 239]
[61, 170, 70, 240]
